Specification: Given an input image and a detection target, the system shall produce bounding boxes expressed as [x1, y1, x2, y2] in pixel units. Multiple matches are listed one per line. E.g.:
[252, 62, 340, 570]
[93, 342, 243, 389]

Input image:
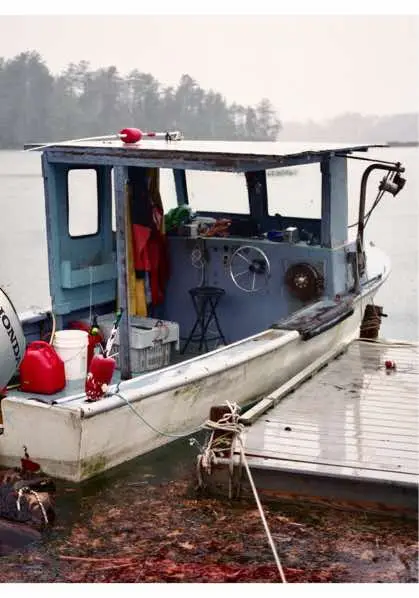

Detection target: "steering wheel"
[229, 245, 271, 292]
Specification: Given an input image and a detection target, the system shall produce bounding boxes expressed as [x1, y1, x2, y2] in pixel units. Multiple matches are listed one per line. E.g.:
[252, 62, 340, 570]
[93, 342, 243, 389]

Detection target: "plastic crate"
[97, 315, 179, 350]
[94, 314, 179, 373]
[114, 341, 173, 373]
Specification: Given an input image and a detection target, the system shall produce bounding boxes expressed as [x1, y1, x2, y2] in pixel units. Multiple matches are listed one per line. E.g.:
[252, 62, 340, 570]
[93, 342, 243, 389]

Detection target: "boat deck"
[4, 328, 297, 413]
[235, 339, 418, 512]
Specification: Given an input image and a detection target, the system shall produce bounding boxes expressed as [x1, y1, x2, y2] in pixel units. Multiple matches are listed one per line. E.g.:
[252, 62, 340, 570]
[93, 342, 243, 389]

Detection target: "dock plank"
[237, 340, 419, 509]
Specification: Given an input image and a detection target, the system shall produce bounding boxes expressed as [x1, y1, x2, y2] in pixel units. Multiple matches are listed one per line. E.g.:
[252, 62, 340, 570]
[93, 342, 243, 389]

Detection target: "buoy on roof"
[119, 128, 183, 143]
[24, 128, 183, 151]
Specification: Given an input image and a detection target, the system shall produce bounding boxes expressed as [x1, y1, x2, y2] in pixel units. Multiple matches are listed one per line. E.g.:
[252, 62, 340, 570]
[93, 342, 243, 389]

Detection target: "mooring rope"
[111, 391, 204, 438]
[358, 338, 418, 347]
[200, 402, 287, 583]
[237, 438, 287, 583]
[109, 391, 286, 582]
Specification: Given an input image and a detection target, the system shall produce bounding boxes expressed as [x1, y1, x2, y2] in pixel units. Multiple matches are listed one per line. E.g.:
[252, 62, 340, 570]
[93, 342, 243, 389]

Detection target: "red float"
[85, 354, 116, 401]
[385, 360, 396, 370]
[119, 128, 143, 143]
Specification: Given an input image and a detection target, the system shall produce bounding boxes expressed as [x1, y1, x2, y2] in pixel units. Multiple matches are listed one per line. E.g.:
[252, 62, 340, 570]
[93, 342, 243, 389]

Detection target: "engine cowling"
[0, 288, 26, 390]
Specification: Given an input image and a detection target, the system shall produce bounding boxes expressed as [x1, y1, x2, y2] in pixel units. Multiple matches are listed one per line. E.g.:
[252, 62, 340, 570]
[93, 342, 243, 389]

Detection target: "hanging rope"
[89, 266, 94, 324]
[191, 244, 205, 287]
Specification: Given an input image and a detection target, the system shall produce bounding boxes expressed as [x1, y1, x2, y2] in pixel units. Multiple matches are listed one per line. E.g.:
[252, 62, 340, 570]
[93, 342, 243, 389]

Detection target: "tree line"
[0, 51, 281, 148]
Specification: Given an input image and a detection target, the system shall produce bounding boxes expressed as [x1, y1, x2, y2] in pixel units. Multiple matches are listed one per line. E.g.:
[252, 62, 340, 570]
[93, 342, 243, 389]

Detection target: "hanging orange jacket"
[130, 168, 170, 307]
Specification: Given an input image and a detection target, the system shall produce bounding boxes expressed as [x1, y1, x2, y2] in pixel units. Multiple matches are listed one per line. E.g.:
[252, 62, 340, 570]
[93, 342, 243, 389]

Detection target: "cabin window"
[266, 164, 321, 219]
[68, 169, 99, 237]
[186, 171, 249, 214]
[159, 169, 178, 212]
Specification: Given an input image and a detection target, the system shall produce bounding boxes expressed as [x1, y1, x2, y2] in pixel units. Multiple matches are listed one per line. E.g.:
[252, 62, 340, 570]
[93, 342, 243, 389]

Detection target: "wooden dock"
[226, 340, 419, 513]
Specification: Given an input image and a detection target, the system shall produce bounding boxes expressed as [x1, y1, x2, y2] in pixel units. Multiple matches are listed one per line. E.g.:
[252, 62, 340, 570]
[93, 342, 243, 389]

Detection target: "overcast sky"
[0, 12, 418, 122]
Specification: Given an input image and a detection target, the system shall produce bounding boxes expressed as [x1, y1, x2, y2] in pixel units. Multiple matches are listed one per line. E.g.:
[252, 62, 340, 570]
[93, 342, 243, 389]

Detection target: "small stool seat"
[182, 286, 227, 354]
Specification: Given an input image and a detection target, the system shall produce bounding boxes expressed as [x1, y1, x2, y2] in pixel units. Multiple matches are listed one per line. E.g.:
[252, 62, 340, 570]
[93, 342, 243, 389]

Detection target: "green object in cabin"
[165, 205, 193, 232]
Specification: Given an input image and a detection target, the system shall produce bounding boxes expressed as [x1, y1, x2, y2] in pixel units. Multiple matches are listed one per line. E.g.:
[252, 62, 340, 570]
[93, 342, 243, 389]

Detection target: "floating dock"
[217, 340, 418, 513]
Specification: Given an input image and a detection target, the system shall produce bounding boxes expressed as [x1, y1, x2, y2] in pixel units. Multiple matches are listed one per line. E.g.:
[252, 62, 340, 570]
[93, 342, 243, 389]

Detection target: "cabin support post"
[246, 171, 268, 228]
[41, 154, 65, 329]
[320, 156, 348, 248]
[174, 169, 188, 205]
[113, 166, 131, 380]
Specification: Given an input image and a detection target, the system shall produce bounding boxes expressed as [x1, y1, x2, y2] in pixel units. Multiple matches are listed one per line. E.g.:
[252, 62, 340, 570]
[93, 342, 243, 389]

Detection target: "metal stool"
[182, 286, 226, 354]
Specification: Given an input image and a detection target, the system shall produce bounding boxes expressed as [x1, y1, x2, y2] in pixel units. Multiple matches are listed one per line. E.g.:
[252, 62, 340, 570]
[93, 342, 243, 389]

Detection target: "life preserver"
[285, 262, 324, 301]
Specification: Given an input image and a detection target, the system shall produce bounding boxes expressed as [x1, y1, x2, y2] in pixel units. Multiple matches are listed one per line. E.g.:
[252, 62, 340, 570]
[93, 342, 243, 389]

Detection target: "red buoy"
[85, 354, 116, 401]
[119, 128, 142, 144]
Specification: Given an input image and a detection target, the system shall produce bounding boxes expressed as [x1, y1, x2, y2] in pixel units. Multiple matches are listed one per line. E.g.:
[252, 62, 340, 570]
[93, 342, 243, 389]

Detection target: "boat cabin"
[33, 139, 382, 379]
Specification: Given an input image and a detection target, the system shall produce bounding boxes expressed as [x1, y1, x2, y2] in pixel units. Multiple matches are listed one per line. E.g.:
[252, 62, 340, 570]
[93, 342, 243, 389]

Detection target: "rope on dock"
[358, 338, 418, 347]
[201, 402, 287, 583]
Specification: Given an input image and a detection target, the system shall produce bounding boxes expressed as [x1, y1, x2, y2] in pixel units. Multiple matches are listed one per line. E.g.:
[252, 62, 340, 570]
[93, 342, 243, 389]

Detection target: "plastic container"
[68, 320, 104, 369]
[97, 315, 180, 350]
[52, 330, 88, 384]
[96, 314, 179, 374]
[267, 230, 284, 242]
[19, 341, 66, 394]
[114, 340, 173, 373]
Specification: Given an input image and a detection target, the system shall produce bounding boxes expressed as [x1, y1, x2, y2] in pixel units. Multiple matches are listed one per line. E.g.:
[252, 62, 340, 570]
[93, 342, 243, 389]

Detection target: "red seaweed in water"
[0, 468, 417, 583]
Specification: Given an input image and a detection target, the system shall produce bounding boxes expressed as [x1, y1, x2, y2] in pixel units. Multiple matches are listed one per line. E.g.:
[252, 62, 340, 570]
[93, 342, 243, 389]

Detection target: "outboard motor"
[0, 288, 25, 390]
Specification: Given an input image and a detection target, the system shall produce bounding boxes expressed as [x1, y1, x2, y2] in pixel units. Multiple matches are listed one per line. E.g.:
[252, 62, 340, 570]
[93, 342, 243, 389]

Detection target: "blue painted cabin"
[38, 139, 377, 378]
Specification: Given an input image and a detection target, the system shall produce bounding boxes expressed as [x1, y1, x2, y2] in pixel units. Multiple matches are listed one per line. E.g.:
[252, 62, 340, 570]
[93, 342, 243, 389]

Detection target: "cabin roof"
[42, 139, 385, 170]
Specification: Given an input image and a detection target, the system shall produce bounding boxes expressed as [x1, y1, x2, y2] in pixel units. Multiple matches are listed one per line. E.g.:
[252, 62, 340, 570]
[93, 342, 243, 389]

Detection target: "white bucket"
[53, 330, 88, 383]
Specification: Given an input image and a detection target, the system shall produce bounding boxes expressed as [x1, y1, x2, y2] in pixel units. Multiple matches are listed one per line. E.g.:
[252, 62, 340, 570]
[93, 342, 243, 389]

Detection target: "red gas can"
[19, 341, 66, 394]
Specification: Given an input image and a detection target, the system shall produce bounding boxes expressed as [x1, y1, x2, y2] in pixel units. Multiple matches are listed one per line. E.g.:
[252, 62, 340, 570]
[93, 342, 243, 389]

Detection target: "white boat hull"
[0, 277, 382, 482]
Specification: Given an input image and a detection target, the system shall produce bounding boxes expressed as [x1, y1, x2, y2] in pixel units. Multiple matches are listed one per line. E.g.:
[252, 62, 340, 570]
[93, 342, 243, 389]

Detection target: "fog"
[0, 13, 418, 122]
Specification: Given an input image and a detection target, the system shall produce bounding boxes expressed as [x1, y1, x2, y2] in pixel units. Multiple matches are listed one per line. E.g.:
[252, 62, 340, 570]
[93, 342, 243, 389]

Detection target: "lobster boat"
[0, 131, 406, 481]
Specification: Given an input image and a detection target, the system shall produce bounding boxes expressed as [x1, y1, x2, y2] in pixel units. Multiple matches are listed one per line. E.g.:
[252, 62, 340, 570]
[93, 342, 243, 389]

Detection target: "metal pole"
[357, 163, 403, 249]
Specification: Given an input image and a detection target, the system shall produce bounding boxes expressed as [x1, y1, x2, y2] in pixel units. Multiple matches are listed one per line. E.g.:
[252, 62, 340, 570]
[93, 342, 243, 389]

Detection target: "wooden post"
[113, 166, 131, 380]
